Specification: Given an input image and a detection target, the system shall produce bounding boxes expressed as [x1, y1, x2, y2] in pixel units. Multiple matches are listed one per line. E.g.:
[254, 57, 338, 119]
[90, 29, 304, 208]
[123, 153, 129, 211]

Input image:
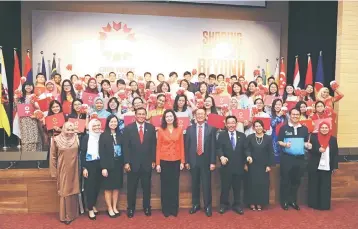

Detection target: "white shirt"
[228, 131, 237, 147]
[196, 123, 205, 153]
[318, 146, 330, 171]
[170, 83, 180, 98]
[136, 122, 145, 133]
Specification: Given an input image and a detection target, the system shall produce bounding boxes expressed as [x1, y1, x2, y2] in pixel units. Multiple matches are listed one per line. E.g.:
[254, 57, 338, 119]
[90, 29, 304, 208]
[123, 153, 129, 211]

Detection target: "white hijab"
[87, 119, 101, 159]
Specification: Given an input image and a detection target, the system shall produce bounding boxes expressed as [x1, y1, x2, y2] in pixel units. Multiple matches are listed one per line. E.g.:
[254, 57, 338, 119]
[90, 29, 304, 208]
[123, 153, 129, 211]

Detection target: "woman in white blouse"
[245, 98, 271, 136]
[307, 121, 338, 210]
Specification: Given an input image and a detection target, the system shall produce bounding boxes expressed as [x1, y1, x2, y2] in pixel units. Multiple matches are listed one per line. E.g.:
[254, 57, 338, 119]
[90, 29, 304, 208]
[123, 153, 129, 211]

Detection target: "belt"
[283, 152, 304, 158]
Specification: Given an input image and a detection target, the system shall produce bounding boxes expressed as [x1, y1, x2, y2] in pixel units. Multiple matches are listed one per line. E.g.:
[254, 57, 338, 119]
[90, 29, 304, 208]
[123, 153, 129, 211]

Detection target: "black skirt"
[102, 156, 124, 190]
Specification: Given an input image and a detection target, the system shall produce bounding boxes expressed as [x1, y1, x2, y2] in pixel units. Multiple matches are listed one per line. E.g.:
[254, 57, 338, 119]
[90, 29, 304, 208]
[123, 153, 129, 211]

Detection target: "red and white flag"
[293, 56, 300, 88]
[305, 54, 313, 86]
[278, 57, 286, 95]
[12, 49, 22, 138]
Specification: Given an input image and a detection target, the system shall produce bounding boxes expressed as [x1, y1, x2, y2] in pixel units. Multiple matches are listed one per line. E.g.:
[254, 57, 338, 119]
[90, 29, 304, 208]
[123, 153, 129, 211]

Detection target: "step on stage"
[1, 158, 358, 214]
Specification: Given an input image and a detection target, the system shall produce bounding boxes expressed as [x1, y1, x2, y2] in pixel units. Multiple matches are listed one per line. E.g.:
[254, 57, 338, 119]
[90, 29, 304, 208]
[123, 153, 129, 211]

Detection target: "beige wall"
[335, 1, 358, 147]
[21, 1, 288, 71]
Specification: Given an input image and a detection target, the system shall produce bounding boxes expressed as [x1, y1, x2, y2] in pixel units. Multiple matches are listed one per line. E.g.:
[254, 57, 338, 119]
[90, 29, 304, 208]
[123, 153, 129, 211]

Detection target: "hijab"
[94, 97, 111, 118]
[87, 119, 101, 159]
[54, 122, 77, 149]
[317, 121, 332, 150]
[85, 77, 99, 94]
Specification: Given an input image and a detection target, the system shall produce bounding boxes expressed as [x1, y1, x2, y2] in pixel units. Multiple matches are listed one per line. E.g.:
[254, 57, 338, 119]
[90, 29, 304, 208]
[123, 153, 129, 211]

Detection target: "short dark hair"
[157, 73, 165, 81]
[253, 119, 265, 129]
[161, 109, 178, 129]
[217, 74, 225, 79]
[132, 97, 144, 106]
[195, 107, 206, 115]
[208, 74, 216, 80]
[144, 72, 151, 76]
[198, 73, 206, 78]
[117, 79, 125, 85]
[135, 107, 147, 114]
[230, 75, 238, 80]
[169, 72, 177, 78]
[267, 76, 275, 82]
[108, 72, 116, 76]
[183, 71, 191, 76]
[225, 115, 237, 123]
[126, 71, 134, 76]
[289, 107, 301, 115]
[95, 73, 103, 78]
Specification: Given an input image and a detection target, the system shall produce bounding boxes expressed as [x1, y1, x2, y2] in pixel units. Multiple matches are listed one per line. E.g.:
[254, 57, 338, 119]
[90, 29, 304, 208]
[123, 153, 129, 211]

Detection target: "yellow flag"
[0, 70, 11, 137]
[266, 59, 271, 85]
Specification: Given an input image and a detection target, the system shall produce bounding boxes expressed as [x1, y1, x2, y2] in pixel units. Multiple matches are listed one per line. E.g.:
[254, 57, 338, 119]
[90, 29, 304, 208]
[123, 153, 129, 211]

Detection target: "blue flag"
[315, 51, 324, 93]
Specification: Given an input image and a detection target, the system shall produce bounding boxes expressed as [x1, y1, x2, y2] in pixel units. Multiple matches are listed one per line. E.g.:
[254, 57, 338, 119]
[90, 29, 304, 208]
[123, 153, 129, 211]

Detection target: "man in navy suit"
[216, 115, 251, 215]
[122, 107, 157, 218]
[185, 108, 216, 217]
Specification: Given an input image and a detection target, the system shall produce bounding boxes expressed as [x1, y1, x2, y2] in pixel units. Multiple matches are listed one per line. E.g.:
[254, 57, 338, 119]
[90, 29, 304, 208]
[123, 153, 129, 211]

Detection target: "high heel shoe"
[88, 214, 96, 220]
[107, 211, 117, 218]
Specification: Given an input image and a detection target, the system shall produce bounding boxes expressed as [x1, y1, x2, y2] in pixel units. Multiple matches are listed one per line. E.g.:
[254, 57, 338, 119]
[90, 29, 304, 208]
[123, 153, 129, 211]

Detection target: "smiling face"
[51, 102, 61, 114]
[319, 123, 330, 135]
[226, 117, 237, 132]
[73, 100, 82, 112]
[306, 85, 314, 94]
[195, 109, 206, 123]
[254, 121, 264, 134]
[63, 81, 72, 92]
[200, 84, 207, 94]
[109, 99, 118, 110]
[88, 79, 97, 89]
[165, 111, 175, 125]
[92, 120, 101, 133]
[157, 96, 166, 108]
[25, 84, 33, 94]
[161, 83, 169, 93]
[289, 109, 300, 124]
[177, 96, 186, 108]
[233, 84, 242, 94]
[95, 99, 104, 111]
[269, 84, 278, 94]
[109, 117, 118, 130]
[204, 97, 213, 109]
[286, 86, 294, 94]
[255, 99, 264, 111]
[274, 100, 282, 112]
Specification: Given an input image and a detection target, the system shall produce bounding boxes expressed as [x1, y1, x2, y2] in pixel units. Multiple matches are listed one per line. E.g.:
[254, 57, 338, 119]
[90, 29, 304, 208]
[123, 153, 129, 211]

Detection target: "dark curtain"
[286, 1, 338, 89]
[0, 1, 21, 146]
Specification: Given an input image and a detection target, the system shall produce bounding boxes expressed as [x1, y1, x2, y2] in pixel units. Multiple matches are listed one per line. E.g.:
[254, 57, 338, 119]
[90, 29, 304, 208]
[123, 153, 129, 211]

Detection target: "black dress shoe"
[282, 202, 289, 210]
[189, 205, 201, 214]
[205, 207, 212, 217]
[63, 220, 72, 225]
[218, 205, 228, 214]
[289, 202, 300, 210]
[233, 206, 244, 215]
[127, 209, 134, 218]
[94, 211, 99, 215]
[163, 212, 170, 217]
[107, 211, 117, 218]
[114, 211, 121, 216]
[144, 208, 151, 216]
[88, 212, 96, 220]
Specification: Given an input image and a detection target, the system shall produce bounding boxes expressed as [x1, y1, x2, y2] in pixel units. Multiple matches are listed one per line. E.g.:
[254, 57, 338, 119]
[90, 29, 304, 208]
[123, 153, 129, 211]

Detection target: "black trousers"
[308, 170, 332, 210]
[190, 156, 212, 208]
[160, 160, 180, 215]
[280, 154, 305, 204]
[220, 168, 243, 207]
[127, 166, 152, 210]
[84, 160, 102, 210]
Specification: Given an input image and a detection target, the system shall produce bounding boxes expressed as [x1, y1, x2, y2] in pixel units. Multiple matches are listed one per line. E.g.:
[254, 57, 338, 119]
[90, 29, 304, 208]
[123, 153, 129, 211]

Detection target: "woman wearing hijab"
[93, 97, 111, 118]
[308, 121, 338, 210]
[80, 119, 102, 220]
[50, 122, 80, 225]
[99, 115, 123, 218]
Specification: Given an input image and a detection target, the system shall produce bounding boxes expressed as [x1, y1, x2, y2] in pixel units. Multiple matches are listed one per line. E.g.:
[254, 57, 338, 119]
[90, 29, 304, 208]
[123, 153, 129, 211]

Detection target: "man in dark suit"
[185, 108, 216, 217]
[216, 115, 251, 215]
[122, 107, 156, 218]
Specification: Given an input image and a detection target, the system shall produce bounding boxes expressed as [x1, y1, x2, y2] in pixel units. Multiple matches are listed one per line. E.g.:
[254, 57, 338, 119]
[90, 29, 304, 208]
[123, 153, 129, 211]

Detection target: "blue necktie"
[230, 132, 235, 150]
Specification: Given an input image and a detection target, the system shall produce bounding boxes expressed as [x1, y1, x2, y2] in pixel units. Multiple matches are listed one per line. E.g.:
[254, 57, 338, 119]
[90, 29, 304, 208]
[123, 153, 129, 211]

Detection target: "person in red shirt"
[156, 109, 185, 217]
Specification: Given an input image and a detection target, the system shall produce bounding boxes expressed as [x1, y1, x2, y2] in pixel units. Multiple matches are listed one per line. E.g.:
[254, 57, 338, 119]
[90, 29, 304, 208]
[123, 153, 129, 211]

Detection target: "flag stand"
[2, 132, 8, 150]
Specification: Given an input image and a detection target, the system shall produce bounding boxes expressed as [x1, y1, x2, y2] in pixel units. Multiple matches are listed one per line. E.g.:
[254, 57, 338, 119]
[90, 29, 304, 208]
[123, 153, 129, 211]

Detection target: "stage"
[0, 162, 358, 214]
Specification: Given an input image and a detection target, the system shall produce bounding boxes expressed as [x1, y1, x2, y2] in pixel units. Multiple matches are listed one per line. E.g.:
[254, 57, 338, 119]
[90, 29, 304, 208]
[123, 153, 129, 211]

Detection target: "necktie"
[139, 125, 144, 144]
[197, 125, 203, 156]
[230, 132, 235, 150]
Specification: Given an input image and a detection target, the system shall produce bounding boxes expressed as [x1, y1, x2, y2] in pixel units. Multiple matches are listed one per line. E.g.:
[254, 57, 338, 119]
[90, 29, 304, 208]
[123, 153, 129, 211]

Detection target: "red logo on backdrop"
[212, 95, 230, 108]
[231, 109, 250, 123]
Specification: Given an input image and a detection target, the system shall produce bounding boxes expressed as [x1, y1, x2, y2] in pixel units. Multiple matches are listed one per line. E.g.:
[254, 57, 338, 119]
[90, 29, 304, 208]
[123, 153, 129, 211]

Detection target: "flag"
[278, 57, 286, 95]
[0, 62, 11, 137]
[315, 51, 324, 93]
[305, 54, 313, 86]
[57, 58, 61, 74]
[0, 48, 9, 102]
[13, 49, 21, 96]
[261, 68, 266, 85]
[12, 49, 22, 138]
[293, 56, 300, 88]
[265, 59, 270, 85]
[51, 53, 57, 77]
[274, 58, 279, 83]
[24, 49, 33, 83]
[41, 53, 47, 80]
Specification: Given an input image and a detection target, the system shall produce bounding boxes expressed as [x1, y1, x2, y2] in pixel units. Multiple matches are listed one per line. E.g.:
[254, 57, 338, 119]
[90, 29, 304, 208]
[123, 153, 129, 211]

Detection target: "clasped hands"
[219, 156, 253, 165]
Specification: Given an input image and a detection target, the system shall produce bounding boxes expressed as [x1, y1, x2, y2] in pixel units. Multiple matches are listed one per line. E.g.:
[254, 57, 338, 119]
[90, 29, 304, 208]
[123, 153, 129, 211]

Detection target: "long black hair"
[161, 109, 178, 129]
[106, 97, 120, 113]
[19, 81, 35, 103]
[245, 81, 257, 97]
[271, 98, 284, 119]
[100, 79, 111, 98]
[282, 84, 296, 103]
[60, 79, 76, 103]
[295, 101, 308, 118]
[48, 100, 63, 116]
[104, 114, 119, 134]
[173, 94, 188, 112]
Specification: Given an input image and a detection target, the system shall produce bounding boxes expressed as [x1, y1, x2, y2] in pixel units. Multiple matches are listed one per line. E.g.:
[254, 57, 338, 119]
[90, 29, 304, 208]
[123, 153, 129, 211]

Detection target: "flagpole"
[2, 131, 8, 150]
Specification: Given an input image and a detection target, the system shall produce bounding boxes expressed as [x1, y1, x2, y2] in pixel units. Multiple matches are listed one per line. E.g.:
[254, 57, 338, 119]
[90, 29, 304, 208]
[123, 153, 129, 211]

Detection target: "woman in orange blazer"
[156, 109, 185, 217]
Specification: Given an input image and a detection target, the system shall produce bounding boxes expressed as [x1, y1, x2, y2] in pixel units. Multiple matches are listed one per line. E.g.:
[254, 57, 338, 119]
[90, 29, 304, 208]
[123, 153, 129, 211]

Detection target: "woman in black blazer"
[99, 114, 123, 218]
[308, 121, 338, 210]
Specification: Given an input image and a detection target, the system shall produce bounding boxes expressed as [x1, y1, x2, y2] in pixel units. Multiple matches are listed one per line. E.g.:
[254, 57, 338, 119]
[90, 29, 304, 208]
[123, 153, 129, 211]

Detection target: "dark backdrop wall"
[286, 1, 338, 88]
[0, 1, 338, 147]
[0, 1, 21, 146]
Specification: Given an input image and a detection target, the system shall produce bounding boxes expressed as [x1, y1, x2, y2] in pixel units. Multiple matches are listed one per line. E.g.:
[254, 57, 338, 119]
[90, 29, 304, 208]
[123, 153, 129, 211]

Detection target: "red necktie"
[139, 125, 144, 144]
[197, 125, 203, 155]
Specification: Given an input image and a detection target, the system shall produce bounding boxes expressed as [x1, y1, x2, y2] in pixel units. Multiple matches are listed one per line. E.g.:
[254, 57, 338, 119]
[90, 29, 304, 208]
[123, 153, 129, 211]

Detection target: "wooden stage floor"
[0, 162, 357, 214]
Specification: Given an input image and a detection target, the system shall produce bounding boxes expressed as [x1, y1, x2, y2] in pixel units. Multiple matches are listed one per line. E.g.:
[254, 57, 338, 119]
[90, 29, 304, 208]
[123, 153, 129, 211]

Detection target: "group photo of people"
[11, 68, 343, 225]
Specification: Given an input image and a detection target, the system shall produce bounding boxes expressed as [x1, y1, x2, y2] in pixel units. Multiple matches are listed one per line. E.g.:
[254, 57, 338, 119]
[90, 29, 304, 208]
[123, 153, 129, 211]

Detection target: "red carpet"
[1, 201, 357, 229]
